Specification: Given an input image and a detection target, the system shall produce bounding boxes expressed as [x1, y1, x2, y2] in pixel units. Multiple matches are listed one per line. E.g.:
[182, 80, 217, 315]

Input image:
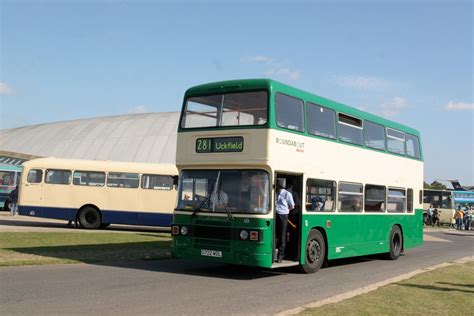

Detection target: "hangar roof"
[0, 112, 180, 164]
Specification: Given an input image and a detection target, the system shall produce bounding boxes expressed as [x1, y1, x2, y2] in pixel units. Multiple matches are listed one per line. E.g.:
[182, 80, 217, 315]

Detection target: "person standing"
[464, 206, 472, 231]
[275, 179, 295, 263]
[432, 208, 440, 227]
[454, 206, 464, 230]
[9, 185, 19, 216]
[427, 204, 434, 225]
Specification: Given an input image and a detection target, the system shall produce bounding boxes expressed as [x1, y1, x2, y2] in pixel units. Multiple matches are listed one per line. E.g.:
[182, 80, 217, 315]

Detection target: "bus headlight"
[239, 230, 249, 240]
[180, 226, 188, 236]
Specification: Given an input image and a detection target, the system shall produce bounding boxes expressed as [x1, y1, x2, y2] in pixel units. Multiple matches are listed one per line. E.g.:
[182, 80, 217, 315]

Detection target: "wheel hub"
[307, 239, 321, 263]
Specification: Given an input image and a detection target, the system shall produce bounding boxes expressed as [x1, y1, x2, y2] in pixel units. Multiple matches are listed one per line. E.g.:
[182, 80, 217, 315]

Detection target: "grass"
[0, 232, 172, 267]
[300, 261, 474, 316]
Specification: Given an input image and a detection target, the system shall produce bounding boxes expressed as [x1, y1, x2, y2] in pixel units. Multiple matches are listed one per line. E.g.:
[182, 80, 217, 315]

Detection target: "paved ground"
[0, 213, 169, 233]
[1, 218, 473, 314]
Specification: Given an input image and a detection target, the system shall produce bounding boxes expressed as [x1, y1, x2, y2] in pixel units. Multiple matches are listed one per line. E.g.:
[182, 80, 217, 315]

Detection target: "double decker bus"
[0, 163, 22, 212]
[171, 79, 423, 273]
[19, 158, 177, 229]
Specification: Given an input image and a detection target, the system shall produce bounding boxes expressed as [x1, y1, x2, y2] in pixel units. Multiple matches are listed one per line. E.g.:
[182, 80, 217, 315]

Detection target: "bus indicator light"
[172, 225, 179, 235]
[326, 220, 331, 229]
[250, 231, 259, 241]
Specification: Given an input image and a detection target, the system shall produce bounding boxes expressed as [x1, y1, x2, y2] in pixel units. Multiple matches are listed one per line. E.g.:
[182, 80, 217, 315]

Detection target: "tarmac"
[0, 212, 170, 233]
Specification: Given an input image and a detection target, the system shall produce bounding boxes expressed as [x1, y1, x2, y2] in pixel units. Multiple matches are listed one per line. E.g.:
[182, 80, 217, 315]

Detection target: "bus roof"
[0, 163, 23, 171]
[184, 78, 421, 138]
[22, 158, 177, 175]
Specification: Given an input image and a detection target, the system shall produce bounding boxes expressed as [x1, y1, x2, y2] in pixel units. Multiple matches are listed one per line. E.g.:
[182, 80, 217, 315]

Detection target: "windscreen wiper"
[223, 201, 234, 221]
[192, 194, 211, 217]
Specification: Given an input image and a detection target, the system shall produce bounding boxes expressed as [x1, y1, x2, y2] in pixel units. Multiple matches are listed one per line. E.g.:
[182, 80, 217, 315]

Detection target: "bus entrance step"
[271, 260, 299, 269]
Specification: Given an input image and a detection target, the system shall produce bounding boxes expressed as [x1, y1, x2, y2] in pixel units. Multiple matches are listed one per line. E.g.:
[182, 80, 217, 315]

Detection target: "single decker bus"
[19, 158, 178, 229]
[171, 79, 424, 273]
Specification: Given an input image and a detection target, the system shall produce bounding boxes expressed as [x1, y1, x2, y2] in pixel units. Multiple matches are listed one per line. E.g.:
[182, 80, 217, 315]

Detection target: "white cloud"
[333, 75, 389, 91]
[381, 97, 408, 117]
[265, 67, 300, 81]
[241, 55, 300, 81]
[444, 101, 474, 111]
[128, 105, 150, 114]
[241, 55, 274, 64]
[0, 82, 14, 95]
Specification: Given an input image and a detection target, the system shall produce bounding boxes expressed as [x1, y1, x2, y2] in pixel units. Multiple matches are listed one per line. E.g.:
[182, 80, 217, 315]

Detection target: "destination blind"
[196, 137, 244, 153]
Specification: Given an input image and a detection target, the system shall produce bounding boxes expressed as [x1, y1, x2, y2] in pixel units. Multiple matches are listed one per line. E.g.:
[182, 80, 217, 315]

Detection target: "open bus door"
[273, 172, 303, 267]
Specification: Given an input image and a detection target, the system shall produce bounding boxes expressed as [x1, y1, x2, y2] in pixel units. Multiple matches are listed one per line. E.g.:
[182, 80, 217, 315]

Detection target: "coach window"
[406, 134, 421, 159]
[407, 189, 414, 212]
[364, 121, 385, 150]
[365, 184, 386, 212]
[387, 188, 406, 212]
[338, 114, 363, 145]
[73, 171, 105, 186]
[338, 182, 363, 212]
[306, 179, 336, 211]
[45, 169, 71, 185]
[386, 128, 406, 155]
[107, 172, 139, 188]
[306, 103, 336, 139]
[27, 169, 43, 183]
[275, 93, 305, 132]
[142, 174, 173, 190]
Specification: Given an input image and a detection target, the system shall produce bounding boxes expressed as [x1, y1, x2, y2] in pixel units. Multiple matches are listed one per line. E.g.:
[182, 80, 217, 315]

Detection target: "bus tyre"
[386, 225, 402, 260]
[4, 199, 11, 212]
[300, 229, 326, 274]
[78, 207, 101, 229]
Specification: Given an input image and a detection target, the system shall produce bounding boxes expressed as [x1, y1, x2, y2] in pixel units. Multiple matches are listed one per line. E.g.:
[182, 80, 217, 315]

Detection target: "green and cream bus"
[19, 158, 178, 229]
[171, 79, 423, 273]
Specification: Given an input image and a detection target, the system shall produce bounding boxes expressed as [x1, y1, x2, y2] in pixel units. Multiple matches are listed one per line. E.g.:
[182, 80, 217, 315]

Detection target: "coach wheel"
[4, 199, 11, 212]
[386, 225, 403, 260]
[78, 207, 101, 229]
[300, 229, 326, 274]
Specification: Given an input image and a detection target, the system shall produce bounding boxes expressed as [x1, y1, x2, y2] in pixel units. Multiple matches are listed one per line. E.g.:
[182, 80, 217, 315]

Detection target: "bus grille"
[193, 225, 232, 240]
[194, 238, 230, 251]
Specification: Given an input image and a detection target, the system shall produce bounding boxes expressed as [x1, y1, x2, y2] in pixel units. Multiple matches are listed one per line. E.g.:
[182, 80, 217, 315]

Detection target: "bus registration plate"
[201, 249, 222, 258]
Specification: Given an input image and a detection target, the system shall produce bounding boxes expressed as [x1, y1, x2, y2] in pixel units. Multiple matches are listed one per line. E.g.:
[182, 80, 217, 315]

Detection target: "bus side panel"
[303, 212, 423, 261]
[18, 205, 76, 220]
[70, 186, 106, 213]
[401, 209, 424, 250]
[105, 187, 139, 217]
[42, 183, 71, 210]
[139, 189, 175, 215]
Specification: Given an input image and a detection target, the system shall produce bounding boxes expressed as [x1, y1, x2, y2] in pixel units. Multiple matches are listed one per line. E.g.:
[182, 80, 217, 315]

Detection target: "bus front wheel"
[385, 225, 403, 260]
[3, 199, 11, 212]
[78, 207, 101, 229]
[300, 229, 326, 274]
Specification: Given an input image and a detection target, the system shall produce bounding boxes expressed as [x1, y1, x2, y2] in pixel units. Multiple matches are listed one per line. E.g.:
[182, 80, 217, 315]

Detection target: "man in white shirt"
[275, 179, 295, 263]
[210, 188, 228, 211]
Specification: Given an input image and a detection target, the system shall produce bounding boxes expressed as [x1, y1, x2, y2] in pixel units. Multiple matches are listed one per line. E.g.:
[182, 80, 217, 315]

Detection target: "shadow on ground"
[397, 283, 474, 294]
[4, 239, 394, 281]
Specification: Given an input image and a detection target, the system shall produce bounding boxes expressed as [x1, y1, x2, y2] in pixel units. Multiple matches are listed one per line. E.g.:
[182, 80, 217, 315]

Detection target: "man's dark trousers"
[276, 213, 288, 261]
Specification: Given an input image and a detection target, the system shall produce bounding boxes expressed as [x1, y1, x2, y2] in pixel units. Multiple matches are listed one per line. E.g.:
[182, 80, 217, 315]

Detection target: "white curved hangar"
[0, 112, 180, 164]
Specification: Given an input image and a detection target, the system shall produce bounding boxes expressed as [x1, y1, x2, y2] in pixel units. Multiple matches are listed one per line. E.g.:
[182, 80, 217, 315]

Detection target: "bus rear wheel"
[385, 225, 403, 260]
[78, 207, 101, 229]
[300, 229, 326, 274]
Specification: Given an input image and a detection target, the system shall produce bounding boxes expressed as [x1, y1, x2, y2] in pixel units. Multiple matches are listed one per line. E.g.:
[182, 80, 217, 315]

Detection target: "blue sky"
[1, 0, 473, 184]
